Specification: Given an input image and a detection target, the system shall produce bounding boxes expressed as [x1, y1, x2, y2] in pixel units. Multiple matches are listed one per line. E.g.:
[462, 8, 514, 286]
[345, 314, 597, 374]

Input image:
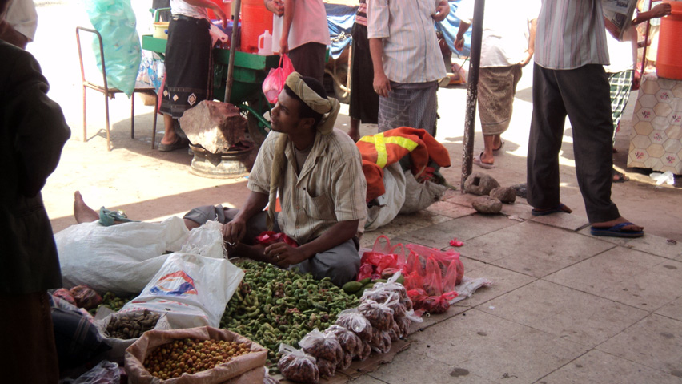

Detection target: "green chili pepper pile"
[220, 260, 359, 366]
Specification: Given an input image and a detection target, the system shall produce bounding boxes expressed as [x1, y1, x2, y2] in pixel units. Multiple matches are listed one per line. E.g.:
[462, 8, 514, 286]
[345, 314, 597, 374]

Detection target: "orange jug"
[240, 0, 273, 53]
[656, 1, 682, 80]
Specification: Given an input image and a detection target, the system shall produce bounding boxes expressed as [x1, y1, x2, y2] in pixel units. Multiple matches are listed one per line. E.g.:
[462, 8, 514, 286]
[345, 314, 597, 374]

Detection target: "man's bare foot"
[74, 191, 99, 224]
[591, 216, 643, 232]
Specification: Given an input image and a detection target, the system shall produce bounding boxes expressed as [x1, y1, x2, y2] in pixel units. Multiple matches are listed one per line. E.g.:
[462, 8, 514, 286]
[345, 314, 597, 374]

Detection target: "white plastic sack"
[180, 220, 226, 259]
[56, 217, 190, 295]
[399, 172, 448, 214]
[365, 163, 406, 231]
[121, 253, 244, 329]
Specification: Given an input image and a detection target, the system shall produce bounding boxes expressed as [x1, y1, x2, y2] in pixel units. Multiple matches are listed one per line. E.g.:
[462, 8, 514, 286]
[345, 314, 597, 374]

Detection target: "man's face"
[270, 89, 313, 135]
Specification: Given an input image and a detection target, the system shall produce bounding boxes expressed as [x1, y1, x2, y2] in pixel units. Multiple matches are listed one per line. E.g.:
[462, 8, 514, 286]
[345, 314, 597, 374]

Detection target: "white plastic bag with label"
[121, 253, 243, 329]
[56, 216, 190, 295]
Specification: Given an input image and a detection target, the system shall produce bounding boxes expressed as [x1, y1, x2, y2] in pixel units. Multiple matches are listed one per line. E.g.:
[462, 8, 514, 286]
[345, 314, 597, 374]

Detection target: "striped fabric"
[534, 0, 610, 70]
[378, 82, 439, 136]
[608, 69, 633, 133]
[367, 0, 446, 83]
[248, 130, 367, 245]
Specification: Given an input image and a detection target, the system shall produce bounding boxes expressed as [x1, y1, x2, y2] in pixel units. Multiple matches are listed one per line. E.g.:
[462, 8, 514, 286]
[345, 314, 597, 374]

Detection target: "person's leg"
[527, 64, 569, 211]
[349, 118, 360, 141]
[408, 82, 439, 137]
[607, 70, 633, 182]
[556, 64, 641, 231]
[291, 237, 360, 287]
[160, 113, 178, 146]
[478, 66, 519, 164]
[0, 292, 59, 383]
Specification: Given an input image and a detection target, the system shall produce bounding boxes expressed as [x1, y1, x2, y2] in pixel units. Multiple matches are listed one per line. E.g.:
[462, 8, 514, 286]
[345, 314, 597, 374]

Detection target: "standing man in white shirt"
[527, 0, 644, 238]
[454, 0, 539, 169]
[368, 0, 449, 137]
[266, 0, 330, 84]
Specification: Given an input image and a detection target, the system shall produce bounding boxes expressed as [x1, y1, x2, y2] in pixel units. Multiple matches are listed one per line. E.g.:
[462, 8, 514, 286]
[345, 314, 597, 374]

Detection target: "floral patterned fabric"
[628, 73, 682, 174]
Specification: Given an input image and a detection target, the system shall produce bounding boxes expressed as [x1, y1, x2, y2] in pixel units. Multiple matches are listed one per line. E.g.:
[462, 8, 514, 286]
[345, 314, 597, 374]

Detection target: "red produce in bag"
[255, 231, 299, 247]
[424, 256, 444, 296]
[262, 54, 295, 103]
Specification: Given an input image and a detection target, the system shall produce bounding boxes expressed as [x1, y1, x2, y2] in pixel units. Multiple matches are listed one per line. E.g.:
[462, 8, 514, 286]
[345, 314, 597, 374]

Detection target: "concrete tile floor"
[362, 209, 682, 383]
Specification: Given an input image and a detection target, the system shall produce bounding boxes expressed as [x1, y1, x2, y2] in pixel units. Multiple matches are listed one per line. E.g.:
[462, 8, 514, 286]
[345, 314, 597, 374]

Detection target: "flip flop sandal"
[474, 152, 495, 169]
[158, 138, 189, 152]
[591, 222, 644, 238]
[98, 207, 137, 227]
[492, 141, 505, 155]
[612, 168, 627, 183]
[531, 203, 572, 216]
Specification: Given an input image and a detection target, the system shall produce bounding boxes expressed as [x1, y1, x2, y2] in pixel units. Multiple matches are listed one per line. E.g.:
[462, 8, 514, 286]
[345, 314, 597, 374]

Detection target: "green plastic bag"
[85, 0, 141, 96]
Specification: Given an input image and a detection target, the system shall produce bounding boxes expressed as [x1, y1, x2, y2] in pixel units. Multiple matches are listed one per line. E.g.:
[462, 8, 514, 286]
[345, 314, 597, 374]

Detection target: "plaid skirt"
[378, 81, 438, 136]
[608, 69, 633, 132]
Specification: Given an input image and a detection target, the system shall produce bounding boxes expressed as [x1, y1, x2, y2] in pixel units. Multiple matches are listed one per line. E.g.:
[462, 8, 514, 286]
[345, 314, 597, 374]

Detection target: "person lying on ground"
[183, 73, 367, 286]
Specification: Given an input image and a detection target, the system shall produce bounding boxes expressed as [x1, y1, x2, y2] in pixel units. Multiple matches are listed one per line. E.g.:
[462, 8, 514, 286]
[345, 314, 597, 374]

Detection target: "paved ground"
[28, 1, 682, 383]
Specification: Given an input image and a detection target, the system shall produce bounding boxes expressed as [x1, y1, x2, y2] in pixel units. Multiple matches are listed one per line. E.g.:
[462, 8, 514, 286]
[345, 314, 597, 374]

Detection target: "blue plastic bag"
[85, 0, 142, 96]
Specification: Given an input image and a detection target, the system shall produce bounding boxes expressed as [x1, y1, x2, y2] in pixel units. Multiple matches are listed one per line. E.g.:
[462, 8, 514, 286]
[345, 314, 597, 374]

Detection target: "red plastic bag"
[424, 256, 444, 297]
[262, 54, 295, 103]
[255, 231, 299, 247]
[357, 235, 407, 281]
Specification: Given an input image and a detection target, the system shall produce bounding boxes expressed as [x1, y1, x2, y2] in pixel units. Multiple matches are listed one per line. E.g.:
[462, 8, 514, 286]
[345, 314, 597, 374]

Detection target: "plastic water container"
[240, 0, 273, 53]
[656, 1, 682, 80]
[153, 22, 170, 39]
[258, 30, 272, 55]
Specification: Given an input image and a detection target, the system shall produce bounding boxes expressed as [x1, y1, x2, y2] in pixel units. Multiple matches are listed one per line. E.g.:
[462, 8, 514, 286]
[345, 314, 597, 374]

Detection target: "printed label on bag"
[149, 271, 198, 296]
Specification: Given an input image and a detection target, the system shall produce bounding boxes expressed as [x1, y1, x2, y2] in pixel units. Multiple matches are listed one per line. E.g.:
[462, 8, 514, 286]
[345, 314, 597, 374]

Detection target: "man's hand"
[604, 18, 620, 39]
[373, 72, 391, 98]
[432, 1, 450, 22]
[264, 242, 309, 267]
[454, 33, 465, 51]
[279, 36, 289, 55]
[520, 49, 534, 67]
[265, 0, 285, 16]
[221, 218, 247, 246]
[651, 2, 672, 18]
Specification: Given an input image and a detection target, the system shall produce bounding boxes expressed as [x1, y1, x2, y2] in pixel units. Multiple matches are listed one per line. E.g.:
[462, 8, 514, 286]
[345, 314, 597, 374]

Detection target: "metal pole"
[225, 0, 242, 104]
[460, 0, 485, 191]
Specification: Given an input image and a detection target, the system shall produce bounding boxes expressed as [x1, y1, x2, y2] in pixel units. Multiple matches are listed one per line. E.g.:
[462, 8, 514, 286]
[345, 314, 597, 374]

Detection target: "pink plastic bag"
[262, 54, 295, 103]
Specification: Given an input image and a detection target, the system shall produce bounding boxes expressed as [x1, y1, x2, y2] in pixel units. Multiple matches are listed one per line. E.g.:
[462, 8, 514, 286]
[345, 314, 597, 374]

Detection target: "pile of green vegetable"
[89, 292, 137, 316]
[221, 260, 360, 366]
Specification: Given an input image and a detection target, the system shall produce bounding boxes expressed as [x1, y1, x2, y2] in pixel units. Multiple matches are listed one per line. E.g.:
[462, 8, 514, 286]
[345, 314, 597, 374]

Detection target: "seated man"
[184, 72, 367, 286]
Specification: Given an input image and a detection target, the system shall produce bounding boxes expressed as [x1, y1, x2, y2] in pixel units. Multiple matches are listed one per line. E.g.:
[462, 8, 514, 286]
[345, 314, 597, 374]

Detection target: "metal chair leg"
[82, 85, 87, 142]
[151, 93, 159, 149]
[105, 93, 112, 152]
[131, 93, 135, 139]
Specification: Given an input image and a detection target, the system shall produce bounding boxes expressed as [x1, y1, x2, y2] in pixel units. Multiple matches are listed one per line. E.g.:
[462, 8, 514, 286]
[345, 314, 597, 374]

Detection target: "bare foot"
[74, 191, 99, 224]
[591, 216, 643, 232]
[347, 131, 360, 142]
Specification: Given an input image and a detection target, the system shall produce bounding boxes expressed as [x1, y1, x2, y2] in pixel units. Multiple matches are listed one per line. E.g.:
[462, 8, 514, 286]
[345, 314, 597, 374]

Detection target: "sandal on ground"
[591, 222, 644, 238]
[158, 138, 190, 152]
[474, 152, 495, 169]
[612, 168, 627, 183]
[531, 203, 572, 216]
[98, 207, 137, 227]
[492, 141, 505, 155]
